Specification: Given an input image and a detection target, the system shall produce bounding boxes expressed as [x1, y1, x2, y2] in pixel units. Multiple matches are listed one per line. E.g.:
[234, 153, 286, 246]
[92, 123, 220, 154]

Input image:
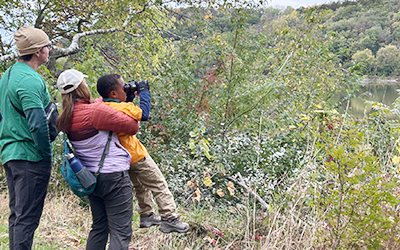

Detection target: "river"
[346, 79, 400, 120]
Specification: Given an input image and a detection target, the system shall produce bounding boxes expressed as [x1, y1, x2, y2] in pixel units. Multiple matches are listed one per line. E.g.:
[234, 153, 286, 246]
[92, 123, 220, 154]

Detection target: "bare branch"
[123, 2, 149, 28]
[51, 27, 123, 58]
[99, 47, 119, 70]
[0, 34, 4, 54]
[34, 1, 51, 29]
[147, 9, 192, 41]
[155, 27, 192, 41]
[222, 86, 275, 136]
[230, 173, 270, 212]
[277, 51, 293, 75]
[0, 4, 147, 63]
[77, 19, 90, 33]
[124, 31, 144, 38]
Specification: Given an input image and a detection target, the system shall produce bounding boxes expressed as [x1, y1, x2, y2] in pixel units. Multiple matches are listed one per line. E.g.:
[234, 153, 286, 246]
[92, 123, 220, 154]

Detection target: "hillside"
[173, 0, 400, 76]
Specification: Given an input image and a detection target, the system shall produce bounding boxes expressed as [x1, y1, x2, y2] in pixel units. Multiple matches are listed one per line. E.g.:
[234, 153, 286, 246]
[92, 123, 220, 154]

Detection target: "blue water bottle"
[67, 153, 84, 173]
[66, 153, 96, 190]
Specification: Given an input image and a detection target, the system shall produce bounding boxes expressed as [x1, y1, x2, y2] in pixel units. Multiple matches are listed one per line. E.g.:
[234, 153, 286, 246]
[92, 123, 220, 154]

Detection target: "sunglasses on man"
[42, 44, 52, 50]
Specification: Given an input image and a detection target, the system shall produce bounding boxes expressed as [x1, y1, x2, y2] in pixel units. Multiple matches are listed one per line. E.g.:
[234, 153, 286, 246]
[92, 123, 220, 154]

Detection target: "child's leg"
[131, 155, 177, 220]
[129, 162, 155, 216]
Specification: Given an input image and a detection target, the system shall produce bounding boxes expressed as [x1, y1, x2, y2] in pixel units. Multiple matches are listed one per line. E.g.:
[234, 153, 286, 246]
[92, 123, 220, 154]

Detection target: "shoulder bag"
[61, 131, 112, 197]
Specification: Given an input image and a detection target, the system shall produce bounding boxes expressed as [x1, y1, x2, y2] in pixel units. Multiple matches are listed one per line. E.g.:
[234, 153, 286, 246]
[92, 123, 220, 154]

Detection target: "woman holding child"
[56, 69, 137, 250]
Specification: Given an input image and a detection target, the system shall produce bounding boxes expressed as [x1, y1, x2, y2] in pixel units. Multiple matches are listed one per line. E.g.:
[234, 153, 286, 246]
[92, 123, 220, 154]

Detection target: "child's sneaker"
[159, 217, 189, 233]
[140, 213, 161, 228]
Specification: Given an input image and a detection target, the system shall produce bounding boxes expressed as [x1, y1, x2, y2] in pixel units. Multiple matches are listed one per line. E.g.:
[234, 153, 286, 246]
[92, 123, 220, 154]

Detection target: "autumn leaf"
[203, 177, 212, 187]
[227, 181, 235, 195]
[300, 114, 310, 121]
[193, 188, 201, 202]
[187, 180, 197, 188]
[393, 156, 400, 165]
[216, 189, 224, 197]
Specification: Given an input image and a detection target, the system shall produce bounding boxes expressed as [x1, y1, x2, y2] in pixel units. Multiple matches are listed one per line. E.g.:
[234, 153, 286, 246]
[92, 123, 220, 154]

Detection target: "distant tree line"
[171, 0, 400, 76]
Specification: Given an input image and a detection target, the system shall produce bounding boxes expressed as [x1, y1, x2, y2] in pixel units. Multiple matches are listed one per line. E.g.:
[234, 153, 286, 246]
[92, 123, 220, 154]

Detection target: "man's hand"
[137, 80, 150, 93]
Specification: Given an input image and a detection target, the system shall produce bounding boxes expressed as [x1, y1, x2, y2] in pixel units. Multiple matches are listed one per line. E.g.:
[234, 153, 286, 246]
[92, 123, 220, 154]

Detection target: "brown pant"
[129, 155, 177, 220]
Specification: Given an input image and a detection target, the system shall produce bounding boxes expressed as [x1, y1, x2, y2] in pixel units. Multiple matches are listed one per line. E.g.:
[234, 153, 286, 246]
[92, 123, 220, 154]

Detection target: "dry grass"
[0, 166, 326, 250]
[7, 164, 398, 250]
[34, 192, 92, 249]
[0, 191, 92, 249]
[0, 187, 323, 250]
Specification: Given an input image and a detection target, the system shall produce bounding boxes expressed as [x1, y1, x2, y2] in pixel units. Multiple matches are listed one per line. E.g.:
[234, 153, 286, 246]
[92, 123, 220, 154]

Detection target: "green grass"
[0, 222, 8, 247]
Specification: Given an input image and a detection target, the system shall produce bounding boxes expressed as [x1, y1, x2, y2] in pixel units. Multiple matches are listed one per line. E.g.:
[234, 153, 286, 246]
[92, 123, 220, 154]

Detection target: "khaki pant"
[129, 155, 177, 220]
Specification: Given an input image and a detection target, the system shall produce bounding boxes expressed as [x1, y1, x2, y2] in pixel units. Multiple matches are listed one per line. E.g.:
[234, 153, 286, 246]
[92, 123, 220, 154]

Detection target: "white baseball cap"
[57, 69, 88, 94]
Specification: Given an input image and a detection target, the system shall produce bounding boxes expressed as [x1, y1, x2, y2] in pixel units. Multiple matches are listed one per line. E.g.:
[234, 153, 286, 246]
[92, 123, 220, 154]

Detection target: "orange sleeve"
[104, 102, 142, 121]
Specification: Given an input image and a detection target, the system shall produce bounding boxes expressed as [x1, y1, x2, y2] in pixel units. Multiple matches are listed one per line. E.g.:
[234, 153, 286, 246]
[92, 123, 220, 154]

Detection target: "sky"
[268, 0, 334, 8]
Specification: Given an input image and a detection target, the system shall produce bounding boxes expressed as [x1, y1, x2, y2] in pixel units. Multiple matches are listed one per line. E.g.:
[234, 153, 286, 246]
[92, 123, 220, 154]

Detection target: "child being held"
[97, 74, 189, 233]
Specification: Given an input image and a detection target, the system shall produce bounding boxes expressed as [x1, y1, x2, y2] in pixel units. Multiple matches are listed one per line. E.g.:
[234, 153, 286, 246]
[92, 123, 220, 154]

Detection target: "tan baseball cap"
[57, 69, 88, 94]
[14, 26, 50, 56]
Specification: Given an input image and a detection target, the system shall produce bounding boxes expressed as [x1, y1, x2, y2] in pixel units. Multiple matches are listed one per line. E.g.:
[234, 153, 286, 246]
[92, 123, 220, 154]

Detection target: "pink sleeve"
[94, 97, 103, 103]
[90, 102, 139, 135]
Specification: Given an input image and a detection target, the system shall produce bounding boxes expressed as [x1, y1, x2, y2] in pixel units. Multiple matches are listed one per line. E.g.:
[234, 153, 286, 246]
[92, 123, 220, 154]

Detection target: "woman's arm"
[90, 102, 139, 135]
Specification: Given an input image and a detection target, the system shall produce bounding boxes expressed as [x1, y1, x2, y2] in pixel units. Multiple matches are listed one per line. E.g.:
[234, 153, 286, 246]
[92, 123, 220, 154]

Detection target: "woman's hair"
[97, 74, 121, 98]
[56, 80, 94, 132]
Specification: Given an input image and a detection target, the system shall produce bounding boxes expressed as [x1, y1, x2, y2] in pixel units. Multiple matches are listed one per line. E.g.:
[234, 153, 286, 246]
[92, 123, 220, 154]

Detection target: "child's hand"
[126, 92, 135, 102]
[137, 81, 150, 93]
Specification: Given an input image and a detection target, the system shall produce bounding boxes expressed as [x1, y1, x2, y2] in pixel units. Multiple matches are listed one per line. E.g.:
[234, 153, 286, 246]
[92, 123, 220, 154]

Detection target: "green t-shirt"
[0, 61, 51, 164]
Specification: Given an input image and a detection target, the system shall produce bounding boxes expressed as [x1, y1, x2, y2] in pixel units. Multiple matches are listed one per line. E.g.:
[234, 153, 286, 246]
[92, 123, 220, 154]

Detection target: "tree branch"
[277, 51, 293, 75]
[230, 173, 269, 212]
[124, 2, 149, 27]
[0, 4, 146, 63]
[51, 27, 124, 58]
[34, 1, 50, 28]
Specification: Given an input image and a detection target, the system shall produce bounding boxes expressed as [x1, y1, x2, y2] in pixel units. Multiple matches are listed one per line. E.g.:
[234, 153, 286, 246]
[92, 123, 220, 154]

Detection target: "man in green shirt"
[0, 26, 53, 249]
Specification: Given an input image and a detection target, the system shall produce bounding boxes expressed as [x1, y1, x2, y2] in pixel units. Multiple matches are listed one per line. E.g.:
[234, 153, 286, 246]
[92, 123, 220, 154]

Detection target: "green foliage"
[308, 109, 400, 248]
[351, 48, 376, 75]
[308, 0, 400, 76]
[376, 44, 400, 76]
[133, 6, 358, 211]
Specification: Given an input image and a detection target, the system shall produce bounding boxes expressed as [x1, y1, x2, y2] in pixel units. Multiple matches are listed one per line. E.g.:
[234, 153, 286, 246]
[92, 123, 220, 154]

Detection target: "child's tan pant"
[128, 154, 177, 220]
